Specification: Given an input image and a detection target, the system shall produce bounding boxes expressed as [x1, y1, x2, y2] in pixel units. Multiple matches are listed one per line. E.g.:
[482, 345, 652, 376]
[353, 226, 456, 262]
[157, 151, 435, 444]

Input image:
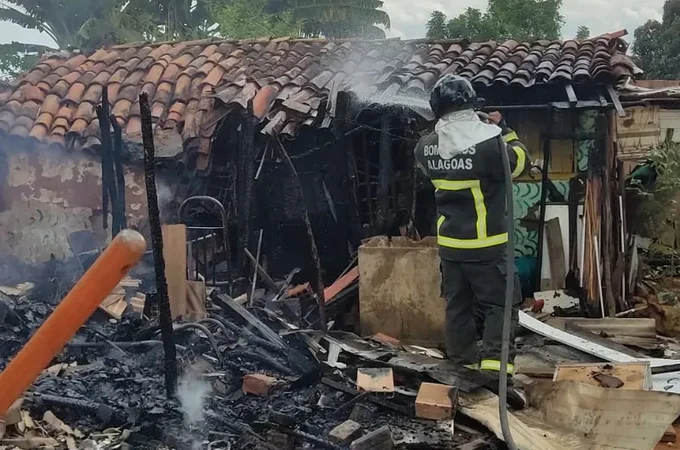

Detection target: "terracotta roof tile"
[0, 35, 636, 151]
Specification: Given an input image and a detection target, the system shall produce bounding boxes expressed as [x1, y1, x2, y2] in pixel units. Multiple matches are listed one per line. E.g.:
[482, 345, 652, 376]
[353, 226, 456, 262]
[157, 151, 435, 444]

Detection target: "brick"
[415, 382, 458, 421]
[349, 403, 378, 424]
[242, 374, 279, 396]
[350, 425, 393, 450]
[329, 420, 362, 444]
[369, 333, 401, 349]
[661, 424, 677, 443]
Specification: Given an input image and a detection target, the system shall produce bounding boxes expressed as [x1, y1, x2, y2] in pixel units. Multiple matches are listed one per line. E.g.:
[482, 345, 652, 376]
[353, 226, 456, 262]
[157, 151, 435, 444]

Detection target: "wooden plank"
[545, 218, 566, 289]
[185, 280, 207, 321]
[325, 267, 359, 303]
[545, 318, 657, 338]
[517, 367, 555, 378]
[162, 224, 187, 320]
[607, 85, 626, 117]
[213, 293, 285, 348]
[244, 249, 278, 292]
[565, 84, 578, 104]
[519, 311, 638, 362]
[98, 297, 127, 320]
[553, 362, 652, 390]
[564, 323, 646, 358]
[459, 391, 564, 450]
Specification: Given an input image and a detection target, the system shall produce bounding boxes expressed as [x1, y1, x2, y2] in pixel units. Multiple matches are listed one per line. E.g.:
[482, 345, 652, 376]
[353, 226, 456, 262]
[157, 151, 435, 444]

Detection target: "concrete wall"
[0, 146, 148, 264]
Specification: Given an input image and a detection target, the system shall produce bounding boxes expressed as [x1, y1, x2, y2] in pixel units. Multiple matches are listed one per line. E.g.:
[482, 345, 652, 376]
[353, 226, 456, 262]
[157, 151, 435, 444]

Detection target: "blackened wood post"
[361, 134, 374, 229]
[377, 115, 393, 234]
[110, 113, 127, 231]
[140, 93, 178, 397]
[333, 91, 361, 249]
[601, 111, 616, 315]
[97, 89, 114, 232]
[240, 101, 257, 276]
[276, 137, 328, 333]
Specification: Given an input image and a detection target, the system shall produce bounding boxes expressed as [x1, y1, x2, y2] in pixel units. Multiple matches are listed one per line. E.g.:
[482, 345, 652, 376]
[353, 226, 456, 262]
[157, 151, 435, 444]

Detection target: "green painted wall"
[512, 110, 597, 257]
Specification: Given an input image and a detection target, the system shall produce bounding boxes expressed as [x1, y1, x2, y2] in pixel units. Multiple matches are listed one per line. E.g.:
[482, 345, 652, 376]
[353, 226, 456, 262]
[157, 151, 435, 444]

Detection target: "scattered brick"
[350, 425, 393, 450]
[415, 382, 459, 421]
[241, 374, 279, 396]
[329, 420, 362, 444]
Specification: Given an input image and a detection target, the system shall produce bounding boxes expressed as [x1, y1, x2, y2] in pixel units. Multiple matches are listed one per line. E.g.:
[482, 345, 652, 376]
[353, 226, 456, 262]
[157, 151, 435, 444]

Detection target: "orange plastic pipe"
[0, 229, 146, 418]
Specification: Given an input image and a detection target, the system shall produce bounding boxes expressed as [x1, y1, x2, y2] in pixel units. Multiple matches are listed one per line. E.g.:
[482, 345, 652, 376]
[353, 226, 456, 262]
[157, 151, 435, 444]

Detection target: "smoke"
[343, 73, 434, 121]
[177, 366, 213, 426]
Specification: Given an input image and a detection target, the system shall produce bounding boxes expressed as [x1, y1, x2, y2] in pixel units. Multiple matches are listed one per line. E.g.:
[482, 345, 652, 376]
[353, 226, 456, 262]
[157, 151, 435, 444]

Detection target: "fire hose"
[475, 111, 517, 449]
[498, 132, 518, 450]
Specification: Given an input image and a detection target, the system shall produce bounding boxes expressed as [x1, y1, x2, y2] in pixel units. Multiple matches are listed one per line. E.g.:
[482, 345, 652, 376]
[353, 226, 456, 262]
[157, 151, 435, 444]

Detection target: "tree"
[0, 42, 50, 81]
[263, 0, 390, 39]
[0, 0, 222, 80]
[426, 11, 447, 39]
[0, 0, 153, 49]
[576, 25, 590, 39]
[633, 0, 680, 79]
[214, 0, 301, 39]
[126, 0, 219, 41]
[426, 0, 564, 42]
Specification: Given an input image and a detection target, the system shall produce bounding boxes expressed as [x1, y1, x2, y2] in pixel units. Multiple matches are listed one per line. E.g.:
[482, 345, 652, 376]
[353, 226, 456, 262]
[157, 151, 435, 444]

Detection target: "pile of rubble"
[7, 237, 680, 450]
[0, 273, 500, 450]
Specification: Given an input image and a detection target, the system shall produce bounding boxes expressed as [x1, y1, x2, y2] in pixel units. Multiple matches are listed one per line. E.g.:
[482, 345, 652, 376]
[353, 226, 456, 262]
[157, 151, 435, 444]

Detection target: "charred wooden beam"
[140, 92, 178, 397]
[244, 249, 278, 292]
[96, 87, 116, 232]
[361, 134, 374, 229]
[275, 138, 328, 333]
[239, 102, 257, 272]
[110, 113, 127, 231]
[377, 115, 393, 234]
[36, 394, 119, 424]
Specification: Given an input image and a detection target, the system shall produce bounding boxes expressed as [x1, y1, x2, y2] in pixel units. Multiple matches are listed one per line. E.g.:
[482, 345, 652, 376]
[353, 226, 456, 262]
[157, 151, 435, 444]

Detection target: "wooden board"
[460, 390, 565, 450]
[545, 318, 657, 338]
[544, 218, 566, 289]
[186, 280, 207, 321]
[553, 362, 652, 390]
[162, 224, 187, 320]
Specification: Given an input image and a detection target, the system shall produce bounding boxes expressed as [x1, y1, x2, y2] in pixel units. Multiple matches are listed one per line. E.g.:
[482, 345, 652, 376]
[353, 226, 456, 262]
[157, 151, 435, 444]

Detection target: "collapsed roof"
[0, 35, 637, 158]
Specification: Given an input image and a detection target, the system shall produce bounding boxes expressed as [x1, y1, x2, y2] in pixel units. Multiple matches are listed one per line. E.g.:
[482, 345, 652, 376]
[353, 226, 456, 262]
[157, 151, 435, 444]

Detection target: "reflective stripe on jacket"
[414, 126, 530, 261]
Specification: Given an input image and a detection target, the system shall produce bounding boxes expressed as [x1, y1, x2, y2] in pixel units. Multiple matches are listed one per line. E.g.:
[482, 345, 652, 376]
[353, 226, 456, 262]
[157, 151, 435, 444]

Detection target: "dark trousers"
[440, 253, 523, 369]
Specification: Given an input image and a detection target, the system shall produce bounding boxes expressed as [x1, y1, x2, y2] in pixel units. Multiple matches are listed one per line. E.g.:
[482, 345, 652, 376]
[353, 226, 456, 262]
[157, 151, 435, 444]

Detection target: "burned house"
[0, 34, 638, 301]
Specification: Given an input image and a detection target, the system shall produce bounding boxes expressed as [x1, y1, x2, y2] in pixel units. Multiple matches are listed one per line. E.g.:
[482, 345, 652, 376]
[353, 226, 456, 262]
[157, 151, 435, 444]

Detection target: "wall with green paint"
[512, 109, 597, 257]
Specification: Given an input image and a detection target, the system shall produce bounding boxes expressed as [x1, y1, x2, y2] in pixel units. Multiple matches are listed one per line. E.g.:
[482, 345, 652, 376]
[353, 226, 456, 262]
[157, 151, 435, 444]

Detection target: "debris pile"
[0, 276, 500, 450]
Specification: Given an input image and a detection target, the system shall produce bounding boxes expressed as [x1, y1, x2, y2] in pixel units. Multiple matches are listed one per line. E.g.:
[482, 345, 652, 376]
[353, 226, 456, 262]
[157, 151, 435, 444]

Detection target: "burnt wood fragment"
[140, 92, 178, 397]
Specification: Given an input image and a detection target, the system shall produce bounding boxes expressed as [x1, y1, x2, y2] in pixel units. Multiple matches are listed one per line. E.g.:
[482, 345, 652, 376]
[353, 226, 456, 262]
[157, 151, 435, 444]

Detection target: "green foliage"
[214, 0, 301, 39]
[650, 141, 680, 195]
[0, 42, 47, 81]
[0, 0, 225, 80]
[629, 142, 680, 237]
[633, 0, 680, 79]
[125, 0, 220, 41]
[576, 25, 590, 39]
[425, 0, 564, 41]
[261, 0, 390, 39]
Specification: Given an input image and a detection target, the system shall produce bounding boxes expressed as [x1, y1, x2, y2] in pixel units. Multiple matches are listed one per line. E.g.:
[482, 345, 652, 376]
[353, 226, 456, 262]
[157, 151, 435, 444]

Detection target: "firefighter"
[414, 74, 530, 408]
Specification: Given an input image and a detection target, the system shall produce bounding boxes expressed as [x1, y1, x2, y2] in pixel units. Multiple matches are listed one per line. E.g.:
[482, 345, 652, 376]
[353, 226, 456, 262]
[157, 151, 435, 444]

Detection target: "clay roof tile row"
[0, 35, 636, 155]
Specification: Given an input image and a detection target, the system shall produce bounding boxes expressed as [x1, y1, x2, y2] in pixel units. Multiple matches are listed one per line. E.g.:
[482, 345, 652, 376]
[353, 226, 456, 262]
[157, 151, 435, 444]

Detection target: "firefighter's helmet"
[429, 74, 477, 118]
